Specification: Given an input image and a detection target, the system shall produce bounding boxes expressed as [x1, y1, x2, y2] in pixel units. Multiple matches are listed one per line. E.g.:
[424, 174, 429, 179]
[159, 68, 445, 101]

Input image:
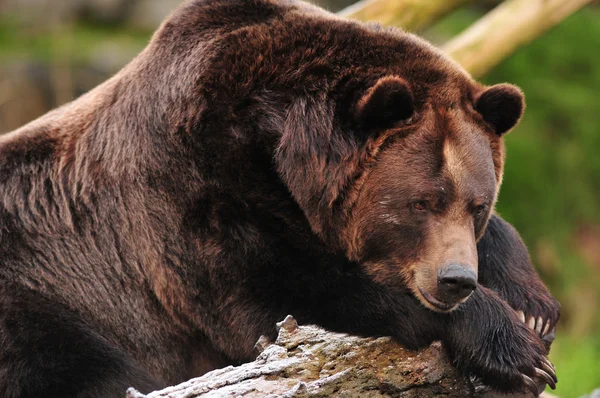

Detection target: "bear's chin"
[415, 286, 469, 313]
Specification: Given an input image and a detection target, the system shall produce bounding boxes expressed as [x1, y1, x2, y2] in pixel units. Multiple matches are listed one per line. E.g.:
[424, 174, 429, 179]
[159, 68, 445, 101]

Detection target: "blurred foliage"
[0, 17, 148, 64]
[0, 1, 598, 396]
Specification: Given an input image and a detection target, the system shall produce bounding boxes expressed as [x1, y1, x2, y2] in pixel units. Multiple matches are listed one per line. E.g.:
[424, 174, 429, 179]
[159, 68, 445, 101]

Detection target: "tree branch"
[442, 0, 594, 77]
[338, 0, 471, 32]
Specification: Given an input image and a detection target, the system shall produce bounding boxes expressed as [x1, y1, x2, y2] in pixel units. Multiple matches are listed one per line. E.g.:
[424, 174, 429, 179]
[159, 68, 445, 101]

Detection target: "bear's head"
[280, 77, 523, 312]
[266, 10, 524, 312]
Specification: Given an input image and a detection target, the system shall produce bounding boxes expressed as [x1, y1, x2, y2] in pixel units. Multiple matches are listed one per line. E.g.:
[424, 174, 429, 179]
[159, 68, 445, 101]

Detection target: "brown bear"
[0, 0, 560, 397]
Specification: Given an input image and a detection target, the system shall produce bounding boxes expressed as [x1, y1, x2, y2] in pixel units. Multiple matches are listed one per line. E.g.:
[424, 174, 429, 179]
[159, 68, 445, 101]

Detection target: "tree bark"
[442, 0, 594, 77]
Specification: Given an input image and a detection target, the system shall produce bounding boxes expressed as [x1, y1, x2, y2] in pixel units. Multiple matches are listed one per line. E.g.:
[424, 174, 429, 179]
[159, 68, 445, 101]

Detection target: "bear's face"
[276, 75, 523, 314]
[340, 77, 524, 312]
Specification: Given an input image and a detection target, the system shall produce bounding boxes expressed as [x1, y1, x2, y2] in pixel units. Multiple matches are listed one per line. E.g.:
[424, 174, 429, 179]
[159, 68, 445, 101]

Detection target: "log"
[126, 316, 550, 398]
[442, 0, 594, 77]
[339, 0, 471, 32]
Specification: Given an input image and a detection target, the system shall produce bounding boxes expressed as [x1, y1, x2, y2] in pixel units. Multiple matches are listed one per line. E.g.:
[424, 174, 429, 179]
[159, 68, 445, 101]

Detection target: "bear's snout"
[437, 264, 477, 303]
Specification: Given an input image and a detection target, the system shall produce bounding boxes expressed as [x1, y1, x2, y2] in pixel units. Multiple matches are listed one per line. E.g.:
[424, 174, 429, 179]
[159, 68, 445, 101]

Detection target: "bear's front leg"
[298, 269, 556, 395]
[477, 214, 560, 345]
[444, 285, 557, 396]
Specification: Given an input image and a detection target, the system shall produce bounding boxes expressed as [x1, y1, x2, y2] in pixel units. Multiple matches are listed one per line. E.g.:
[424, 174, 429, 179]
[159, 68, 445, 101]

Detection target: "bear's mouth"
[417, 287, 458, 312]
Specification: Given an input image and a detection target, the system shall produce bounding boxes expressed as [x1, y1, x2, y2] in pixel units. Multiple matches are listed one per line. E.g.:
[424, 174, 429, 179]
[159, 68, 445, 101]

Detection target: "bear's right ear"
[354, 76, 415, 132]
[475, 83, 524, 136]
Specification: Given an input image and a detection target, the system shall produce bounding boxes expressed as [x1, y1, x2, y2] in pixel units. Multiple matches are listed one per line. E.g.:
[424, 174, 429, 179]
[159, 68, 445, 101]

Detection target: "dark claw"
[474, 384, 491, 394]
[535, 367, 556, 390]
[543, 357, 557, 377]
[523, 374, 539, 397]
[542, 359, 558, 383]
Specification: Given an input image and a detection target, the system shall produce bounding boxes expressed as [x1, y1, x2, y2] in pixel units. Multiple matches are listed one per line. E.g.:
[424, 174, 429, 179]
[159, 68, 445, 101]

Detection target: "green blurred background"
[0, 1, 598, 396]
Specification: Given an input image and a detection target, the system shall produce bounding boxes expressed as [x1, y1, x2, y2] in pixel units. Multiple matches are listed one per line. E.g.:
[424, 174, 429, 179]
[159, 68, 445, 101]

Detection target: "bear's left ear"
[475, 83, 525, 136]
[354, 76, 415, 131]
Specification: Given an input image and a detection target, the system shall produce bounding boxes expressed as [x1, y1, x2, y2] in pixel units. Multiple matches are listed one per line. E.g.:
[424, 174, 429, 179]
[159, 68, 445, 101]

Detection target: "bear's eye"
[412, 201, 428, 212]
[473, 204, 487, 216]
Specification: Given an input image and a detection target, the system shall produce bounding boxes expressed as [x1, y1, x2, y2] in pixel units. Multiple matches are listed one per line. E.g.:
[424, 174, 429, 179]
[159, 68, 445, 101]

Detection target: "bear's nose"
[437, 264, 477, 302]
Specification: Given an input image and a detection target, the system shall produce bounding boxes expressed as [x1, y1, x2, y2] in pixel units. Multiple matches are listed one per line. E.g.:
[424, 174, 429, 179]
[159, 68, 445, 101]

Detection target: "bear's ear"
[354, 76, 414, 131]
[475, 83, 525, 136]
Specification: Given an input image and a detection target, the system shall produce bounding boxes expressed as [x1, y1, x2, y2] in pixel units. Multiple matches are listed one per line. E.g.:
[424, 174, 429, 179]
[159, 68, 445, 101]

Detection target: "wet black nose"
[437, 264, 477, 302]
